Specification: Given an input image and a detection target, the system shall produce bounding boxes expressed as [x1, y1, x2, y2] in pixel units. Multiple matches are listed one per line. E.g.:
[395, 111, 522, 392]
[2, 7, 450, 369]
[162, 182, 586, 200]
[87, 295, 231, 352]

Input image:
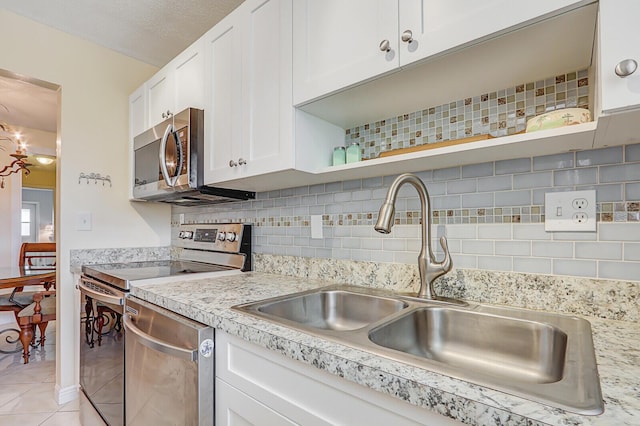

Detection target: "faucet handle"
[438, 236, 453, 273]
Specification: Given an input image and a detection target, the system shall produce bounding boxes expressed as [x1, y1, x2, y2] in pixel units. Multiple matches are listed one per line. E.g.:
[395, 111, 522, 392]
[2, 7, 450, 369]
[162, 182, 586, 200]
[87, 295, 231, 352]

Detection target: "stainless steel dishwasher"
[124, 296, 214, 425]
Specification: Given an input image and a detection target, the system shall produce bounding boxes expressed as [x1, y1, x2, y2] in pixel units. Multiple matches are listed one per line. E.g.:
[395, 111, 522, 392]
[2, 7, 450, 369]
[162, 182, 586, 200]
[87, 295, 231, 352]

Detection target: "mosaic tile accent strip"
[346, 69, 590, 160]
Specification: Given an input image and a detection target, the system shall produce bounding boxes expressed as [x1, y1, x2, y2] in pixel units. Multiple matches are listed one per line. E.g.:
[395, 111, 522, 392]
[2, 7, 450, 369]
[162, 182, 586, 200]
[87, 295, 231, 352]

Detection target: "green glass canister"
[346, 142, 362, 163]
[332, 146, 346, 166]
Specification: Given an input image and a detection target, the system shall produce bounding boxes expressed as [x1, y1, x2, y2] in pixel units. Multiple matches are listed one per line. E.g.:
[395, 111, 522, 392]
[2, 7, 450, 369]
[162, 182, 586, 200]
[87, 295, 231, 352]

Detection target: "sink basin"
[233, 285, 603, 415]
[243, 289, 408, 331]
[368, 307, 567, 384]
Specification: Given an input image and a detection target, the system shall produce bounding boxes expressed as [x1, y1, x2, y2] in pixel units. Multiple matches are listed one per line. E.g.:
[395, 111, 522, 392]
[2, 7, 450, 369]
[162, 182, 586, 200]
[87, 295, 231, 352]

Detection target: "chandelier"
[0, 124, 31, 188]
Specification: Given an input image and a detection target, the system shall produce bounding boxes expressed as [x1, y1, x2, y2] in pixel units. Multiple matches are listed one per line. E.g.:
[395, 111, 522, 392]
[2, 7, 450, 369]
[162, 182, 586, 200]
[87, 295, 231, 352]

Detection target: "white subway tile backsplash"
[513, 257, 552, 274]
[554, 168, 598, 186]
[514, 172, 552, 189]
[600, 164, 640, 183]
[175, 141, 640, 283]
[433, 167, 461, 181]
[576, 242, 622, 260]
[532, 241, 573, 258]
[553, 259, 597, 277]
[624, 243, 640, 261]
[599, 223, 640, 241]
[625, 144, 640, 162]
[462, 240, 493, 255]
[495, 190, 531, 206]
[447, 179, 477, 194]
[533, 153, 574, 171]
[478, 224, 511, 240]
[598, 261, 639, 281]
[452, 254, 478, 268]
[444, 224, 477, 239]
[577, 146, 623, 166]
[495, 158, 530, 175]
[462, 162, 494, 178]
[478, 255, 512, 271]
[495, 241, 531, 256]
[626, 183, 640, 200]
[512, 224, 550, 240]
[383, 239, 406, 251]
[477, 176, 511, 192]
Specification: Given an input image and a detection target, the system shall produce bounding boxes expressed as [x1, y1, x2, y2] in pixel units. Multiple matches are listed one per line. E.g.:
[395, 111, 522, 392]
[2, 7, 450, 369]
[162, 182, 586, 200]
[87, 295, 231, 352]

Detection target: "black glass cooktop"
[82, 260, 233, 291]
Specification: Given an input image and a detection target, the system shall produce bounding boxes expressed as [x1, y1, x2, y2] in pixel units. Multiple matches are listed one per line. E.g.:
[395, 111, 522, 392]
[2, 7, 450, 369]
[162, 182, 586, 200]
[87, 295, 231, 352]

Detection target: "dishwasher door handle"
[123, 314, 198, 361]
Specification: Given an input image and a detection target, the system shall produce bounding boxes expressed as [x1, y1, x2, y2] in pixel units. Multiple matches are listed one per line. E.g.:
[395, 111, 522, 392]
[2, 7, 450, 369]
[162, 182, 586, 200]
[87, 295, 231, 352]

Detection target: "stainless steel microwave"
[132, 108, 254, 206]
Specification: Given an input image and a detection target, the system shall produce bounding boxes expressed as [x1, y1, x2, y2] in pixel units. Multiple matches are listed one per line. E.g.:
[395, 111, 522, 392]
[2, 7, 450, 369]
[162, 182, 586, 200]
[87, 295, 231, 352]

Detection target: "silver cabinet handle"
[238, 158, 247, 166]
[123, 314, 197, 361]
[401, 30, 413, 43]
[379, 39, 390, 52]
[615, 59, 638, 77]
[229, 160, 238, 167]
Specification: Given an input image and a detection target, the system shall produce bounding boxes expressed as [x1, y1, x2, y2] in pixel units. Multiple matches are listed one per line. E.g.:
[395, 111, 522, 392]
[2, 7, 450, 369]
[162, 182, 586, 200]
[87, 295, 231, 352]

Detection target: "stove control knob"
[226, 232, 237, 242]
[184, 231, 193, 239]
[178, 231, 185, 239]
[217, 232, 227, 241]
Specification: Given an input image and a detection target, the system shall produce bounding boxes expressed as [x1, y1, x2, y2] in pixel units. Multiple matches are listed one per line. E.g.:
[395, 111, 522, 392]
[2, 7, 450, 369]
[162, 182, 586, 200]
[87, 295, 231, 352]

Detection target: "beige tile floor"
[0, 313, 106, 425]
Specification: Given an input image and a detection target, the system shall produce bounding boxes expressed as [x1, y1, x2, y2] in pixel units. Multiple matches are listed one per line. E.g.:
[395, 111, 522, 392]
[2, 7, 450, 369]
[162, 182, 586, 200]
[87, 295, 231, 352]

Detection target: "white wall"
[0, 10, 171, 403]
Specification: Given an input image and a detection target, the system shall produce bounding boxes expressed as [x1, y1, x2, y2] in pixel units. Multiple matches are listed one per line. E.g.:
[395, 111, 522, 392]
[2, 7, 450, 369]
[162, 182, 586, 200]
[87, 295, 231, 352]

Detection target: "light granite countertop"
[130, 272, 640, 426]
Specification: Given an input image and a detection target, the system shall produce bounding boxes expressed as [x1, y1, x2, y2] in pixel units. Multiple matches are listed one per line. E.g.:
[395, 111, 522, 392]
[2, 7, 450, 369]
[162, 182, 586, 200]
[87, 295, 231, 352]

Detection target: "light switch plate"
[545, 190, 596, 232]
[310, 215, 323, 239]
[76, 211, 92, 231]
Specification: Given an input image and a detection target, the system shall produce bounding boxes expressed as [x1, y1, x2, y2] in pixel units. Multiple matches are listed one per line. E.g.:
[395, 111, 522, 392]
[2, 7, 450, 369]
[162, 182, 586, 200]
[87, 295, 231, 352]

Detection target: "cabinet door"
[599, 0, 640, 113]
[292, 0, 399, 105]
[216, 379, 296, 426]
[129, 85, 147, 199]
[399, 0, 588, 67]
[240, 0, 294, 178]
[147, 66, 174, 128]
[174, 39, 206, 113]
[203, 13, 244, 185]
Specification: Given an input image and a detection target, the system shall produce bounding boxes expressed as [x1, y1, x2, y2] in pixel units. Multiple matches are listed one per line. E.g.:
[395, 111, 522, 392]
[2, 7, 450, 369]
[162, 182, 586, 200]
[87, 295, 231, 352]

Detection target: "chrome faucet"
[375, 173, 453, 299]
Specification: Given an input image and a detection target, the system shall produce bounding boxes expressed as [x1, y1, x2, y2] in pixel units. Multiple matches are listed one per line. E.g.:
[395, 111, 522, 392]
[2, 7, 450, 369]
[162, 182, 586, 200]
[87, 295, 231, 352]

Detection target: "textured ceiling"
[0, 0, 244, 154]
[0, 0, 245, 67]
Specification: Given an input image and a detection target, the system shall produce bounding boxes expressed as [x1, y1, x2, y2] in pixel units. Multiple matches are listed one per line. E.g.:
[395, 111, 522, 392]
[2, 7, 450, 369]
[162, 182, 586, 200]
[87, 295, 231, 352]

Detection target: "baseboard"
[55, 383, 79, 405]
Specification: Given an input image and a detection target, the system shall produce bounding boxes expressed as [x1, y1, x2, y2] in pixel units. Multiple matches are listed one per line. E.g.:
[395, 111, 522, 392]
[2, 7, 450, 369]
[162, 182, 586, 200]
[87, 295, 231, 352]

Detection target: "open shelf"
[313, 121, 597, 182]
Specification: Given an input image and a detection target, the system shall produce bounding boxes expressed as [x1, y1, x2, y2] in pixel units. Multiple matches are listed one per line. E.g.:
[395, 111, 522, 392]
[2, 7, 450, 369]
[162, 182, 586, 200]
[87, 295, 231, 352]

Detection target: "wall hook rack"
[79, 172, 112, 187]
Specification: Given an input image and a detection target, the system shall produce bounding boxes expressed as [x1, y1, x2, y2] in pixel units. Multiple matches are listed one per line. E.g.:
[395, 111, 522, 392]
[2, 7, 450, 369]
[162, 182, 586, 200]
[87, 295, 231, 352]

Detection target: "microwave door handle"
[159, 123, 174, 187]
[171, 128, 184, 187]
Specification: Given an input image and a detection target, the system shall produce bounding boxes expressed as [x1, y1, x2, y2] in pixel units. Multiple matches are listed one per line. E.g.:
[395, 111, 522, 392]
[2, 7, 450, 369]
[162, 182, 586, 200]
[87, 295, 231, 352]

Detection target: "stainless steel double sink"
[233, 285, 603, 415]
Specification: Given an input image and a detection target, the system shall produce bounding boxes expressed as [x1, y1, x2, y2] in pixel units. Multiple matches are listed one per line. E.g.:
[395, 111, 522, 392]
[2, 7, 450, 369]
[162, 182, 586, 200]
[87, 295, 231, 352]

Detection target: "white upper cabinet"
[128, 85, 147, 199]
[147, 39, 205, 128]
[203, 0, 294, 186]
[292, 0, 399, 105]
[293, 0, 591, 106]
[398, 0, 587, 67]
[598, 0, 640, 114]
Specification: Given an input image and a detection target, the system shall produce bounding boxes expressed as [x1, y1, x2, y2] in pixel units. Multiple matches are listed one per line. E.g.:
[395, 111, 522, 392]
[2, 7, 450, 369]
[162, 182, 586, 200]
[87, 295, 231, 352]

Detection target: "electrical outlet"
[545, 190, 596, 232]
[572, 198, 588, 210]
[573, 212, 588, 223]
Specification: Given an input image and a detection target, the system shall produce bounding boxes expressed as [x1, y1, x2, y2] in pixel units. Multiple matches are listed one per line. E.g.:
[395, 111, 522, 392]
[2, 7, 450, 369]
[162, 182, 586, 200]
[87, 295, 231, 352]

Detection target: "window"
[21, 208, 31, 237]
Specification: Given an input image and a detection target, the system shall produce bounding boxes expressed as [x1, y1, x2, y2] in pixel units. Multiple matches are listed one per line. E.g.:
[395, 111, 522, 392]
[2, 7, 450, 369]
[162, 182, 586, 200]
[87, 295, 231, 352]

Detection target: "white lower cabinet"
[215, 331, 461, 426]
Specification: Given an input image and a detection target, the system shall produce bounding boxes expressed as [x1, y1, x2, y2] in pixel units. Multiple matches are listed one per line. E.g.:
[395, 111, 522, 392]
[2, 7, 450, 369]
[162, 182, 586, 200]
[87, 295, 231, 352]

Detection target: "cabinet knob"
[401, 30, 413, 44]
[229, 160, 238, 167]
[379, 40, 390, 52]
[238, 158, 247, 166]
[615, 59, 638, 78]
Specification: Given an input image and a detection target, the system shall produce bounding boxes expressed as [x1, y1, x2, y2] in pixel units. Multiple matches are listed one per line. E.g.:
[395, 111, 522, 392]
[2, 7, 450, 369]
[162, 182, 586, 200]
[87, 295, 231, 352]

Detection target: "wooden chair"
[0, 243, 56, 361]
[0, 243, 56, 322]
[17, 291, 56, 363]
